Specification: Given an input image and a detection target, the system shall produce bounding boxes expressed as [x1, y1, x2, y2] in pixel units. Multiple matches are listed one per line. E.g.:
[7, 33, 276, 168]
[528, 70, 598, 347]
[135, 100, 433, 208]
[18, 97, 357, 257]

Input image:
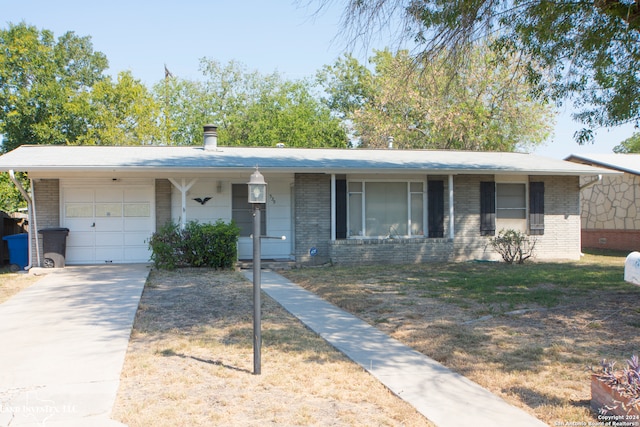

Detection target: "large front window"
[348, 181, 424, 238]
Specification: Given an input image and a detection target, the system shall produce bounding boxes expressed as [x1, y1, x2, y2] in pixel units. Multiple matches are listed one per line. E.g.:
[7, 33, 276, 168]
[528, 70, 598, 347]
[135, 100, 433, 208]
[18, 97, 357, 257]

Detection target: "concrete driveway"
[0, 265, 150, 427]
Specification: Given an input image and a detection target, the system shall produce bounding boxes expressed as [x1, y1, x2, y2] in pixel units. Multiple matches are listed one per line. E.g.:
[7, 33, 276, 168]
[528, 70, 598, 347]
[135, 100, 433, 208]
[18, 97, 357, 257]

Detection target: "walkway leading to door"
[247, 270, 547, 427]
[0, 265, 149, 427]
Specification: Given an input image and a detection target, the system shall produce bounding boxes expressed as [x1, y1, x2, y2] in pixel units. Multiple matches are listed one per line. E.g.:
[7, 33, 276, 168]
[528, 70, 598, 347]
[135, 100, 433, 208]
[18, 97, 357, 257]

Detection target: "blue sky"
[2, 0, 636, 158]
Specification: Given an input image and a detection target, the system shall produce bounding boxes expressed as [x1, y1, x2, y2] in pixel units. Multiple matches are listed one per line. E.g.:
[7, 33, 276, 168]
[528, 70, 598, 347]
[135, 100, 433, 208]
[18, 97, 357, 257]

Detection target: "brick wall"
[532, 175, 581, 260]
[295, 173, 582, 266]
[330, 238, 454, 265]
[294, 173, 331, 265]
[582, 230, 640, 251]
[32, 179, 60, 266]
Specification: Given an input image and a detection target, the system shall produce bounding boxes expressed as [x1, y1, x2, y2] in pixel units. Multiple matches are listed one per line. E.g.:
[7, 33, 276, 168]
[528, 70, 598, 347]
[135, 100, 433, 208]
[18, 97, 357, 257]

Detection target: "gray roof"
[0, 144, 618, 176]
[565, 153, 640, 176]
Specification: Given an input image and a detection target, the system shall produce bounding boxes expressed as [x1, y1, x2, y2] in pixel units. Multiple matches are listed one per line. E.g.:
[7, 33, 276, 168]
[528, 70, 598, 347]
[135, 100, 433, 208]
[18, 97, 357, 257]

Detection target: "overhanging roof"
[565, 153, 640, 176]
[0, 145, 618, 176]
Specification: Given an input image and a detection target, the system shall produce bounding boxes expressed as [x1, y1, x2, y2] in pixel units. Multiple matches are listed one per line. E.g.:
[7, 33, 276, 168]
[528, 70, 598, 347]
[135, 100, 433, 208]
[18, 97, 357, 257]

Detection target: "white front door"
[62, 183, 154, 264]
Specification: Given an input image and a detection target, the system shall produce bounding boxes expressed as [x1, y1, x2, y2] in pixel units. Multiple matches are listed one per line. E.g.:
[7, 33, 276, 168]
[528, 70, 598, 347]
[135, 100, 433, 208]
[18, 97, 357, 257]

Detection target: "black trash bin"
[38, 228, 69, 268]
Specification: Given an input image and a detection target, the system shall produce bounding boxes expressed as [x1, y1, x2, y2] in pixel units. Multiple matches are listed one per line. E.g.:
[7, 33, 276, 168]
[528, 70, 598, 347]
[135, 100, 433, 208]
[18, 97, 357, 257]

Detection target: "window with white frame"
[348, 181, 425, 238]
[496, 182, 527, 232]
[496, 183, 526, 219]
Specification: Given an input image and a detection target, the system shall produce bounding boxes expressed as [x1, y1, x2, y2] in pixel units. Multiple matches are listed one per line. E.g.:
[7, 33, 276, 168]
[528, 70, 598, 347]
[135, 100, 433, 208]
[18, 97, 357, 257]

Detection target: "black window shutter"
[336, 179, 347, 239]
[529, 181, 545, 235]
[480, 181, 496, 236]
[428, 180, 445, 238]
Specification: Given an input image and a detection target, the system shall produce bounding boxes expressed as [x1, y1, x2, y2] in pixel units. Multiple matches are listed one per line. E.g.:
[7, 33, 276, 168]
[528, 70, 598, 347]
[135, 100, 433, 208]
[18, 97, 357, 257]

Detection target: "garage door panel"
[66, 230, 95, 247]
[65, 188, 94, 203]
[95, 232, 124, 246]
[95, 218, 124, 232]
[124, 246, 150, 263]
[66, 247, 95, 263]
[124, 232, 149, 246]
[124, 218, 151, 232]
[96, 247, 123, 263]
[124, 187, 151, 201]
[63, 184, 153, 264]
[96, 188, 122, 203]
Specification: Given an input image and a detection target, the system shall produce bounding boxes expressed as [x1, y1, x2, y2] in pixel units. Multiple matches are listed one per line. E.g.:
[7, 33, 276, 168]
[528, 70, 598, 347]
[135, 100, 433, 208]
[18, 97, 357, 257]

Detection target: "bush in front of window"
[148, 220, 240, 270]
[490, 229, 537, 264]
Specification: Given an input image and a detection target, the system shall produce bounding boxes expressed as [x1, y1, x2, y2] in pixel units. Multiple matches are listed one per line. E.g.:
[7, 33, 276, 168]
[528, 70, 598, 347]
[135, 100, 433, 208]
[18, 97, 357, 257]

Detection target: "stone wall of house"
[294, 173, 331, 265]
[580, 173, 640, 251]
[155, 179, 172, 230]
[32, 179, 60, 267]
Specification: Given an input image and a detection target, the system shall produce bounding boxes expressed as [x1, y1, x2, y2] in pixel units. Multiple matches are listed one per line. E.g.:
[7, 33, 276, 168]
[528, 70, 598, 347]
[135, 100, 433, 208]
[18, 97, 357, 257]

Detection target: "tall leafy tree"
[154, 58, 348, 147]
[319, 0, 640, 143]
[318, 48, 553, 150]
[0, 23, 108, 152]
[78, 71, 162, 145]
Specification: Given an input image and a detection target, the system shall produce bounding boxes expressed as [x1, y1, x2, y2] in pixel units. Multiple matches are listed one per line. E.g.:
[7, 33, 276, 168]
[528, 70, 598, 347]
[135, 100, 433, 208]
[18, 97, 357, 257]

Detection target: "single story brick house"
[565, 153, 640, 252]
[0, 129, 616, 267]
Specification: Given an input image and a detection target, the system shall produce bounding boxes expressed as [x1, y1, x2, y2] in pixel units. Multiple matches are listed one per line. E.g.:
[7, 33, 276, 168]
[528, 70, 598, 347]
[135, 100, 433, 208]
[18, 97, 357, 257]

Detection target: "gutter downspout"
[29, 178, 41, 267]
[8, 170, 34, 270]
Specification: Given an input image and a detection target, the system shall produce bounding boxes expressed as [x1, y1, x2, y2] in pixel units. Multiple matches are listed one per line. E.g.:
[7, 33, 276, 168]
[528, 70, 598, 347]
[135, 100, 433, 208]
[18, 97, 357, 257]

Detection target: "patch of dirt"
[0, 272, 39, 304]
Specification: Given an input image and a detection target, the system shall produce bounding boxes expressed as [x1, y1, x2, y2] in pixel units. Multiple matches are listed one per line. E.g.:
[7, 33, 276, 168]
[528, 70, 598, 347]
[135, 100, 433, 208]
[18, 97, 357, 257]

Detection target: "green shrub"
[148, 220, 240, 270]
[489, 229, 537, 264]
[148, 222, 182, 270]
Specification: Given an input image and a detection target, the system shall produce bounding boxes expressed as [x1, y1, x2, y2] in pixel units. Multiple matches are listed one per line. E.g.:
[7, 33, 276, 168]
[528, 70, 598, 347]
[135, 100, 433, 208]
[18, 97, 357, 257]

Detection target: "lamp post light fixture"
[248, 167, 266, 375]
[248, 168, 267, 204]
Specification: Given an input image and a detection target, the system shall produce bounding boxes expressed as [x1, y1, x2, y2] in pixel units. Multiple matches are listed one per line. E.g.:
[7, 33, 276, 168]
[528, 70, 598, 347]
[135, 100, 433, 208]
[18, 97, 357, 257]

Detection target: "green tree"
[78, 71, 162, 145]
[0, 23, 108, 152]
[318, 48, 553, 150]
[154, 58, 348, 147]
[614, 133, 640, 153]
[321, 0, 640, 143]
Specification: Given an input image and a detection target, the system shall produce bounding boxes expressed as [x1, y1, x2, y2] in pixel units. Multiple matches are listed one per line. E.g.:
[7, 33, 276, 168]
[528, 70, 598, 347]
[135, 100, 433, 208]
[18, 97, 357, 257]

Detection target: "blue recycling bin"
[3, 233, 28, 271]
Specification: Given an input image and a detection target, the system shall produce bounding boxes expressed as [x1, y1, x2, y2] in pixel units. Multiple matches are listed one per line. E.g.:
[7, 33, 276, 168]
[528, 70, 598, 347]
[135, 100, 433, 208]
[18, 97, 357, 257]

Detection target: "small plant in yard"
[489, 229, 536, 264]
[591, 355, 640, 414]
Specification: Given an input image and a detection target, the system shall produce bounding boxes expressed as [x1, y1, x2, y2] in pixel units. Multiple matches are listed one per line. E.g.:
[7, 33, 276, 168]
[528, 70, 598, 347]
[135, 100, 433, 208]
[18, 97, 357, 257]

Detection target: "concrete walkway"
[0, 265, 149, 427]
[246, 270, 548, 427]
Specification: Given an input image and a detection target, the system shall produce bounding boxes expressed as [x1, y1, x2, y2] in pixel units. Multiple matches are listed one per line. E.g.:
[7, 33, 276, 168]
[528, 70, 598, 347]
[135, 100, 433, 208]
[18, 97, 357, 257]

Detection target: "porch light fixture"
[248, 168, 267, 204]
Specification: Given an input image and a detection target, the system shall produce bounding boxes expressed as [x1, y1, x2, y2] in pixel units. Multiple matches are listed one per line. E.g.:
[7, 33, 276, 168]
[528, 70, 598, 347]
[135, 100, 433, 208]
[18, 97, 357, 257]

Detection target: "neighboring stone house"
[0, 127, 616, 268]
[566, 154, 640, 252]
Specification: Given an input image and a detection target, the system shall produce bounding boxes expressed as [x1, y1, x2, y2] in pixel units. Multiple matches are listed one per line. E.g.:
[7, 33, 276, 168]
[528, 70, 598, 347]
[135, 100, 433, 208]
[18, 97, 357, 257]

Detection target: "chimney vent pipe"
[203, 124, 218, 150]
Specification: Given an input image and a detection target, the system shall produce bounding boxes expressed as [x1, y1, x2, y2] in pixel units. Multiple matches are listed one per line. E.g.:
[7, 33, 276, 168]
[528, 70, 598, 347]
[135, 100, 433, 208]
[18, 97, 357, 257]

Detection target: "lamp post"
[248, 167, 266, 375]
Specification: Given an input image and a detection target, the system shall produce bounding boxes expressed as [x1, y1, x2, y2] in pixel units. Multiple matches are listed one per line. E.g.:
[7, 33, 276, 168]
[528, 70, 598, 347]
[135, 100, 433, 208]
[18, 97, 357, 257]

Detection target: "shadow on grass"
[505, 385, 591, 411]
[160, 348, 253, 374]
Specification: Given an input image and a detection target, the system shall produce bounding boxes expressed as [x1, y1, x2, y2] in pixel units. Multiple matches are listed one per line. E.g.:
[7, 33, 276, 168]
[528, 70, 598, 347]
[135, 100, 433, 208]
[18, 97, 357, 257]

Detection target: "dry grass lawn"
[112, 251, 638, 426]
[0, 270, 39, 303]
[113, 269, 434, 426]
[281, 252, 640, 426]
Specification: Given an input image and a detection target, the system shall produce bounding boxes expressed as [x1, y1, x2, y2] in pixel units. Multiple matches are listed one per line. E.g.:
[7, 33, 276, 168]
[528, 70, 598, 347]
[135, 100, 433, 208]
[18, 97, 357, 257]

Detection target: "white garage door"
[62, 183, 154, 264]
